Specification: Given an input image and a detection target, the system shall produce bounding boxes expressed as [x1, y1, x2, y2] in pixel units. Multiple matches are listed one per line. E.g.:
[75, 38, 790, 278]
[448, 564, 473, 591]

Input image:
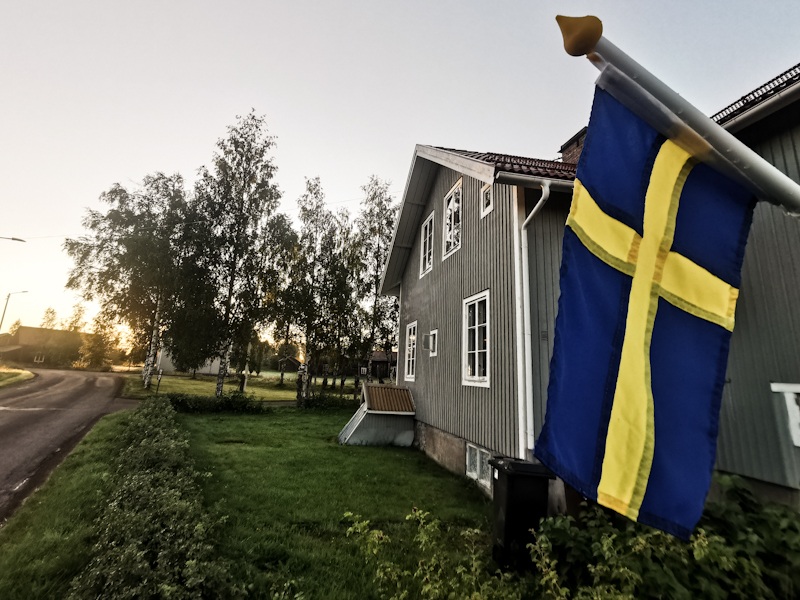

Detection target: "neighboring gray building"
[380, 61, 800, 502]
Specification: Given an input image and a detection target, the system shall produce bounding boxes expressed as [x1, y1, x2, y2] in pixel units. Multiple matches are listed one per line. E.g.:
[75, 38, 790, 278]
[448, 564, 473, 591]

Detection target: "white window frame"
[462, 290, 490, 388]
[404, 321, 417, 382]
[771, 383, 800, 447]
[429, 329, 438, 357]
[480, 183, 494, 218]
[466, 443, 492, 488]
[442, 178, 463, 260]
[419, 212, 434, 278]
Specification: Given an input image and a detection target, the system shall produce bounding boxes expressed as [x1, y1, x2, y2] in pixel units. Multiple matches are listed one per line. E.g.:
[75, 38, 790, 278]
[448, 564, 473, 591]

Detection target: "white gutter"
[521, 182, 552, 453]
[555, 16, 800, 213]
[512, 186, 528, 459]
[495, 171, 574, 193]
[719, 81, 800, 134]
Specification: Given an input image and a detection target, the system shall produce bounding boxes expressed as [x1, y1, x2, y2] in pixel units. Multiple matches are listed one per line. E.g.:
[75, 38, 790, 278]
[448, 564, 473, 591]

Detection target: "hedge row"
[68, 397, 242, 600]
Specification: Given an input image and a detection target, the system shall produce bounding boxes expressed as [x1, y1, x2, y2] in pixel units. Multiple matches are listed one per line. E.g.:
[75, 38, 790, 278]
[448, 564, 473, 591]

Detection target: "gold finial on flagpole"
[556, 15, 603, 57]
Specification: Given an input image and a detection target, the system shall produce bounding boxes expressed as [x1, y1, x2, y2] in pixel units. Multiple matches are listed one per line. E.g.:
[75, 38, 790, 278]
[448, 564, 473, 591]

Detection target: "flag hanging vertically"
[533, 82, 757, 539]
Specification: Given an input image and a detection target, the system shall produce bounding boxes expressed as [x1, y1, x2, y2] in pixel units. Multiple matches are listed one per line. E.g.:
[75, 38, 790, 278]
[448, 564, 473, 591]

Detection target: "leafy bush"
[165, 391, 274, 414]
[69, 397, 241, 599]
[531, 476, 800, 600]
[345, 508, 524, 600]
[300, 390, 360, 410]
[349, 476, 800, 600]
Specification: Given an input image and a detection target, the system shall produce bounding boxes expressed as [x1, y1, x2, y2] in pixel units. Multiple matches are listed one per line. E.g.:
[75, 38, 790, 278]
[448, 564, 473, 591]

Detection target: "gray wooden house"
[378, 145, 577, 489]
[379, 61, 800, 503]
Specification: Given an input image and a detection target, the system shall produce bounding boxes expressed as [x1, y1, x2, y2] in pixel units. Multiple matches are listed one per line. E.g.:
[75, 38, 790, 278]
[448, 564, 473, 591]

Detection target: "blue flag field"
[534, 87, 757, 539]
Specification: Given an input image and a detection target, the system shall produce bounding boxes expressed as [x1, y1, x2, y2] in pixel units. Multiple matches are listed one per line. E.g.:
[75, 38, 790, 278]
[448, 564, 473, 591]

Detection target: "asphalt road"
[0, 369, 137, 523]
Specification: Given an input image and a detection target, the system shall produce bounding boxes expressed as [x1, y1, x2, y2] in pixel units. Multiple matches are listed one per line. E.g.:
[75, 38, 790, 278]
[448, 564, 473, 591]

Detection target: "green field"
[0, 368, 34, 389]
[0, 412, 127, 599]
[0, 407, 491, 599]
[181, 409, 492, 598]
[120, 370, 358, 403]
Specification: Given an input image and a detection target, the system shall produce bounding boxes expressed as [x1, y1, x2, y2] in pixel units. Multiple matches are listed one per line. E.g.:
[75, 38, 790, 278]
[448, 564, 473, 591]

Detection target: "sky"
[1, 0, 799, 334]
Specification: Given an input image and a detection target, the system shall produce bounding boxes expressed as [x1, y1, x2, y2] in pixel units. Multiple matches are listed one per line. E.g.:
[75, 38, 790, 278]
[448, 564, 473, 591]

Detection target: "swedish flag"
[534, 87, 756, 539]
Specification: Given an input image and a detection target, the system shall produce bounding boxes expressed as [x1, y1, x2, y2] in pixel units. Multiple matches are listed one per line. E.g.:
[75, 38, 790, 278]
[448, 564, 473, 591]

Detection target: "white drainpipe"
[520, 182, 551, 454]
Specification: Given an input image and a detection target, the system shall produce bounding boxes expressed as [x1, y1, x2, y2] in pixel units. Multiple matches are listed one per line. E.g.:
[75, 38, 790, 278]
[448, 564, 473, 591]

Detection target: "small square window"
[480, 183, 494, 218]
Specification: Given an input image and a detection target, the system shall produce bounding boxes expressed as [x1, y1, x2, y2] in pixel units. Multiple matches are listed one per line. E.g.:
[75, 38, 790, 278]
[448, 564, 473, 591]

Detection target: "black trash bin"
[488, 457, 555, 569]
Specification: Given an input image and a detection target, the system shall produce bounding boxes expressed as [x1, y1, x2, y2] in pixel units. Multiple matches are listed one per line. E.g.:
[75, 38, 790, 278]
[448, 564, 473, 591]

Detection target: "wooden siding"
[525, 189, 572, 437]
[716, 105, 800, 489]
[398, 166, 520, 458]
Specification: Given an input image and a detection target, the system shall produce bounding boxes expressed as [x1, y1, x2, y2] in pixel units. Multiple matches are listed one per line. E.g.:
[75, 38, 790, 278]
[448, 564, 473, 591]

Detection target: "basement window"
[466, 443, 491, 488]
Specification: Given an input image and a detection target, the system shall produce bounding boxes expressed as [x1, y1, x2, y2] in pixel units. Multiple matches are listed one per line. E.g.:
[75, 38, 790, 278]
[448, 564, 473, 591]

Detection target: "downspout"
[521, 182, 551, 455]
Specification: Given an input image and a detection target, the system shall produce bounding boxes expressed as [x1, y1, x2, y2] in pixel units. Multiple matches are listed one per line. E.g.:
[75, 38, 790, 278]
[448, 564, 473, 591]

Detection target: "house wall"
[525, 189, 572, 440]
[716, 101, 800, 491]
[398, 165, 520, 459]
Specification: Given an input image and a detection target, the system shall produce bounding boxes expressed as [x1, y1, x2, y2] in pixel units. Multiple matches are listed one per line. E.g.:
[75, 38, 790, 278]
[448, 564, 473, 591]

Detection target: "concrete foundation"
[414, 421, 467, 477]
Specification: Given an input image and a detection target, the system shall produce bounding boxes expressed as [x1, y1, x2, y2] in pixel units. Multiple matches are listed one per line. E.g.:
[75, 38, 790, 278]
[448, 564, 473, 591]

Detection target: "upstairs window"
[405, 321, 417, 382]
[420, 212, 434, 277]
[480, 183, 494, 218]
[443, 179, 462, 259]
[463, 290, 489, 387]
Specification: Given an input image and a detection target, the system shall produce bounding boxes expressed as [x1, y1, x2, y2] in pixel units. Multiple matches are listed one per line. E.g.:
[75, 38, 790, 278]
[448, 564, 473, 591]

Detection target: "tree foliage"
[193, 111, 281, 396]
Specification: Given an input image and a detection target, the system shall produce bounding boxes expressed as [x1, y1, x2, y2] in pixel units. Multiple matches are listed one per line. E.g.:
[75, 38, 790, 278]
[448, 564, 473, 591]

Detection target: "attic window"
[480, 183, 493, 218]
[420, 212, 434, 277]
[443, 179, 462, 260]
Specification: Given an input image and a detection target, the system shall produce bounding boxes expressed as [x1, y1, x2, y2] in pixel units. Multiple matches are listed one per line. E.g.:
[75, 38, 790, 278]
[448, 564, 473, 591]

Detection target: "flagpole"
[556, 15, 800, 214]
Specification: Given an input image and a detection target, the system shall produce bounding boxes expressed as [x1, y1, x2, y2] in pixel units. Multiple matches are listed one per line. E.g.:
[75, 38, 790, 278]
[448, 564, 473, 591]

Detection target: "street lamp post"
[0, 291, 28, 332]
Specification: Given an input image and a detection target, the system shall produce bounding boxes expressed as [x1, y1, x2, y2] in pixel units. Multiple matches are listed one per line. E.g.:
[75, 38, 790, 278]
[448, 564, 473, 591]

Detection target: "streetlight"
[0, 237, 26, 243]
[0, 291, 28, 332]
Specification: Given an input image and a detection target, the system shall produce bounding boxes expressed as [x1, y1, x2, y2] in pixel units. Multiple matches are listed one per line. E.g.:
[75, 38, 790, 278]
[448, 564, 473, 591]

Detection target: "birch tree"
[355, 176, 399, 378]
[64, 172, 189, 388]
[192, 112, 281, 396]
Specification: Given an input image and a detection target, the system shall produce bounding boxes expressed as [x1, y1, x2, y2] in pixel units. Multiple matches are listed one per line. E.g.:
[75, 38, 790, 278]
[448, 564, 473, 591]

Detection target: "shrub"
[345, 508, 524, 600]
[69, 397, 241, 600]
[165, 391, 274, 414]
[300, 390, 360, 410]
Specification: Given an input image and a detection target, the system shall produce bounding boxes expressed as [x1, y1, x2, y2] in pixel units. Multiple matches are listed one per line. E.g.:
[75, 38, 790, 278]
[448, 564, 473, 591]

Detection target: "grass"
[121, 373, 297, 402]
[180, 408, 492, 598]
[0, 368, 35, 389]
[0, 405, 490, 599]
[0, 411, 130, 600]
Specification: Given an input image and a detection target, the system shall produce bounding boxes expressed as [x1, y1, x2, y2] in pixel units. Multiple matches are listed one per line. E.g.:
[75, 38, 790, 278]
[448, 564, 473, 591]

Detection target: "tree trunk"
[280, 361, 285, 385]
[216, 342, 231, 397]
[238, 342, 252, 392]
[142, 294, 162, 389]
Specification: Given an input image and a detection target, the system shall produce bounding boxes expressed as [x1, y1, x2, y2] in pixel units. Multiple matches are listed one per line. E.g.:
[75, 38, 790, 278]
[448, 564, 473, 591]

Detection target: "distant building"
[0, 326, 88, 367]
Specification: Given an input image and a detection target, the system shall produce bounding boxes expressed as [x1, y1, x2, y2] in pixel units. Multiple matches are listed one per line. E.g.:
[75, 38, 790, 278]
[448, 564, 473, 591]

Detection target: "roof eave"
[719, 81, 800, 134]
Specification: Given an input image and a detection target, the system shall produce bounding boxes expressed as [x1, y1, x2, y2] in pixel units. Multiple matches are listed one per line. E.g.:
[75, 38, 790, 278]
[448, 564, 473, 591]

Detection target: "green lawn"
[0, 412, 129, 599]
[0, 407, 491, 599]
[180, 409, 492, 598]
[120, 373, 304, 402]
[0, 368, 34, 389]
